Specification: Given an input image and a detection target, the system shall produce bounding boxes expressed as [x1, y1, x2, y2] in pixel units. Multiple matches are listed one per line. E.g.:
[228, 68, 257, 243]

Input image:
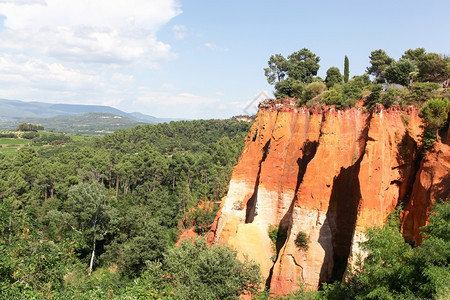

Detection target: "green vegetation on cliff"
[264, 47, 450, 147]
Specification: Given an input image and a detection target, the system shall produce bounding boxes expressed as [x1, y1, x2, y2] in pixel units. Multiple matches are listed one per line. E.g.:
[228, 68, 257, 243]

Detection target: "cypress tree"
[344, 55, 349, 83]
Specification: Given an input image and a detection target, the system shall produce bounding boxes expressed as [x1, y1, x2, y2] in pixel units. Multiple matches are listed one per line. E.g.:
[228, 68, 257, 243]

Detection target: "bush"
[268, 224, 279, 245]
[322, 86, 345, 108]
[409, 82, 441, 103]
[380, 87, 408, 108]
[275, 78, 304, 99]
[139, 238, 262, 299]
[419, 98, 450, 148]
[294, 231, 309, 250]
[366, 84, 382, 107]
[0, 132, 17, 138]
[21, 131, 40, 139]
[32, 132, 72, 145]
[302, 82, 326, 103]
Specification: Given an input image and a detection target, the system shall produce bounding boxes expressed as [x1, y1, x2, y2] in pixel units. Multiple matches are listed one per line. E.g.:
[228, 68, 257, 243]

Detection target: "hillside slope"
[0, 98, 176, 123]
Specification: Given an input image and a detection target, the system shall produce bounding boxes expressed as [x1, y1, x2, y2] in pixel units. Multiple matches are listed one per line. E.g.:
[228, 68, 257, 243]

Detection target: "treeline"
[265, 47, 449, 108]
[16, 122, 44, 132]
[265, 47, 450, 147]
[0, 119, 262, 299]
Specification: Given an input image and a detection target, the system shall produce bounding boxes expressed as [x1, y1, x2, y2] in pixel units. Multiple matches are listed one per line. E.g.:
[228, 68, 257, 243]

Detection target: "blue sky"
[0, 0, 449, 119]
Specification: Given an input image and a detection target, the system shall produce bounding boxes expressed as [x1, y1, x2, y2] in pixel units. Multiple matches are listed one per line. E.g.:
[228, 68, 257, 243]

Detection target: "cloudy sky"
[0, 0, 449, 119]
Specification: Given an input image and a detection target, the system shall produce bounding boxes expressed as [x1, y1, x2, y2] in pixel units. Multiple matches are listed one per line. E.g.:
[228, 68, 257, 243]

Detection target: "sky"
[0, 0, 449, 119]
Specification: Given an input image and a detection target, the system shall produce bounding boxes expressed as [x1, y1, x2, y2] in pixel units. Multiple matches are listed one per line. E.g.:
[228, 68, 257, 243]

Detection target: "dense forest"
[1, 46, 449, 299]
[0, 119, 264, 299]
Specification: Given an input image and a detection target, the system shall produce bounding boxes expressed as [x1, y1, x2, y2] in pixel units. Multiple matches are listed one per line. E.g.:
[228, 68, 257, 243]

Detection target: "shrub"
[366, 84, 382, 107]
[409, 82, 441, 104]
[339, 75, 372, 107]
[275, 78, 304, 99]
[419, 98, 450, 148]
[322, 86, 344, 108]
[325, 66, 343, 88]
[268, 224, 279, 245]
[380, 87, 408, 108]
[0, 132, 17, 138]
[21, 131, 40, 139]
[294, 231, 309, 250]
[302, 82, 326, 103]
[140, 238, 262, 299]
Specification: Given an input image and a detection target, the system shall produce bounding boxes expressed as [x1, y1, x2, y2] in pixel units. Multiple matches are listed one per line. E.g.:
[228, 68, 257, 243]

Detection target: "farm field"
[0, 134, 93, 157]
[0, 138, 30, 156]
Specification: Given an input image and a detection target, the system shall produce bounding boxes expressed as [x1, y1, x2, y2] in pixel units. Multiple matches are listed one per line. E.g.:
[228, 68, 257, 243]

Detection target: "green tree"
[367, 49, 395, 83]
[322, 202, 450, 300]
[419, 98, 450, 147]
[344, 56, 349, 83]
[366, 84, 382, 107]
[16, 123, 44, 132]
[401, 47, 426, 63]
[66, 182, 118, 275]
[385, 59, 418, 86]
[287, 48, 320, 83]
[0, 200, 76, 298]
[274, 77, 304, 99]
[322, 86, 345, 108]
[325, 66, 343, 88]
[133, 238, 262, 299]
[265, 54, 289, 85]
[302, 81, 326, 104]
[418, 52, 450, 82]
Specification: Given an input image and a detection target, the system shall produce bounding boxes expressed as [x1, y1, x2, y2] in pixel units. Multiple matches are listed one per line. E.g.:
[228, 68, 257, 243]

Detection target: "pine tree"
[344, 55, 349, 83]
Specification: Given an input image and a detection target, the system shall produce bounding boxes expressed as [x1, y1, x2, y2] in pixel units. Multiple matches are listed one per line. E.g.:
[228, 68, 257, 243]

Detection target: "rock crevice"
[212, 100, 448, 296]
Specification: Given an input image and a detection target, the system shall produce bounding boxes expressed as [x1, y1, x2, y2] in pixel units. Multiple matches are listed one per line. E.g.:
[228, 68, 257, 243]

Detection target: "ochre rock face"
[212, 99, 448, 297]
[401, 142, 450, 245]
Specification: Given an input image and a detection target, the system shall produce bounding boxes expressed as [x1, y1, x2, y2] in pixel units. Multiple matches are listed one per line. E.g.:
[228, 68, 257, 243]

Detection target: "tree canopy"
[385, 59, 418, 86]
[264, 48, 321, 99]
[367, 49, 395, 83]
[0, 118, 253, 298]
[287, 48, 321, 83]
[344, 56, 349, 83]
[264, 54, 289, 85]
[325, 66, 343, 88]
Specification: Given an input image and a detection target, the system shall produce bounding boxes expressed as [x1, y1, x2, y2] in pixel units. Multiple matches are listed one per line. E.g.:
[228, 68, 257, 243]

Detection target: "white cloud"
[0, 53, 139, 108]
[0, 54, 100, 89]
[172, 24, 187, 40]
[204, 42, 229, 52]
[0, 0, 181, 65]
[0, 0, 46, 5]
[111, 73, 134, 83]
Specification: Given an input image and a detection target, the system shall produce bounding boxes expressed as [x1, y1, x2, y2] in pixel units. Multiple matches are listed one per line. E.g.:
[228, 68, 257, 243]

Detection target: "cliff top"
[258, 97, 421, 115]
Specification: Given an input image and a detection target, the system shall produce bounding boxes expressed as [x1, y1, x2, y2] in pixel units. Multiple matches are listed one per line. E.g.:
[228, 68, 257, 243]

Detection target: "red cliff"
[212, 99, 449, 296]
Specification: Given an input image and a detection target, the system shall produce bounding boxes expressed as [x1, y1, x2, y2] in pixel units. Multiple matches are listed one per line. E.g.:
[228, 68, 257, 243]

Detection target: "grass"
[0, 138, 31, 157]
[0, 133, 93, 157]
[0, 138, 29, 145]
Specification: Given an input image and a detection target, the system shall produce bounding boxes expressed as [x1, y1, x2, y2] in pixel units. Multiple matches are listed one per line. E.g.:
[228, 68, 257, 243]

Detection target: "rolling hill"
[0, 98, 176, 123]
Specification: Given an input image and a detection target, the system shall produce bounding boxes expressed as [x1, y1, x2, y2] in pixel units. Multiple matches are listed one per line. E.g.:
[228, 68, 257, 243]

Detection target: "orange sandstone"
[211, 99, 448, 297]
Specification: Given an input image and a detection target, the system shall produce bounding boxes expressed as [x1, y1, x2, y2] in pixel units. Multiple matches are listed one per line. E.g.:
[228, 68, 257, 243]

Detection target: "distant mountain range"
[0, 98, 182, 134]
[0, 98, 178, 123]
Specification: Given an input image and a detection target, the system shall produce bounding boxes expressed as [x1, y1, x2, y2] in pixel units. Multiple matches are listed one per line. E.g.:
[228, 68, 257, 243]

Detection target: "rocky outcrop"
[401, 142, 450, 245]
[211, 99, 445, 296]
